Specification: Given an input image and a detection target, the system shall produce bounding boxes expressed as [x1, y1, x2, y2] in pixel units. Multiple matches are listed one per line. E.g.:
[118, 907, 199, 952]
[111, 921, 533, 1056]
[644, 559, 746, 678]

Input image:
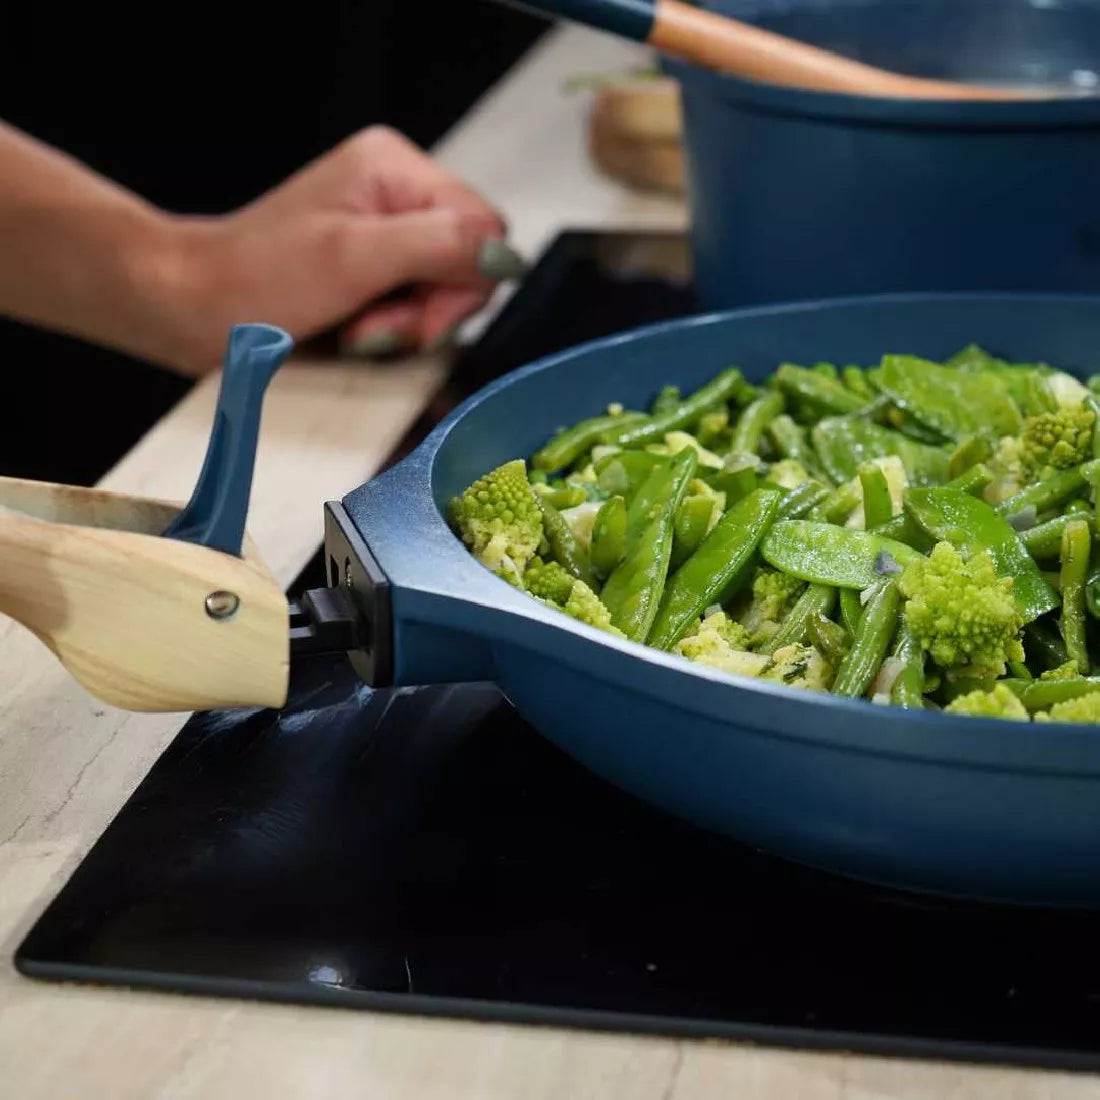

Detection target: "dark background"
[0, 0, 550, 485]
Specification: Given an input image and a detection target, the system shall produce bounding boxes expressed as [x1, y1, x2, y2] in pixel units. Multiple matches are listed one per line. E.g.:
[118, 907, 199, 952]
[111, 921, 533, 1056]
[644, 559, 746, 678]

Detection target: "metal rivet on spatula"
[205, 591, 240, 620]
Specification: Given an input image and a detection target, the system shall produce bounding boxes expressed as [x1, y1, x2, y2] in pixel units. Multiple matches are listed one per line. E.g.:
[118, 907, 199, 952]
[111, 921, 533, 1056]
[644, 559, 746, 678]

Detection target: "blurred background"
[0, 0, 550, 485]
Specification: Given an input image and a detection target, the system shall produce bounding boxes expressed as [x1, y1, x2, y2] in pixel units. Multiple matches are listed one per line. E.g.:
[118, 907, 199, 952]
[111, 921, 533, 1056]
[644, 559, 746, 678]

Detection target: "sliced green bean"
[947, 432, 995, 480]
[832, 579, 901, 697]
[533, 412, 646, 472]
[606, 369, 748, 448]
[890, 624, 925, 709]
[535, 496, 596, 588]
[996, 461, 1100, 521]
[1003, 676, 1100, 712]
[857, 461, 893, 529]
[777, 480, 830, 520]
[807, 480, 861, 524]
[767, 414, 829, 481]
[839, 587, 863, 635]
[807, 612, 850, 667]
[648, 488, 783, 650]
[1021, 513, 1095, 560]
[761, 583, 836, 655]
[730, 390, 785, 456]
[1059, 518, 1091, 674]
[775, 364, 865, 417]
[760, 521, 921, 590]
[590, 495, 627, 579]
[1024, 621, 1069, 671]
[651, 385, 681, 416]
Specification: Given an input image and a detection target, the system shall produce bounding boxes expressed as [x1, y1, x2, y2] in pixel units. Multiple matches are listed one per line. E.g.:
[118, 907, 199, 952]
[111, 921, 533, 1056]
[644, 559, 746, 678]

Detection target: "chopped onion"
[873, 550, 902, 576]
[1006, 505, 1038, 532]
[704, 603, 723, 618]
[871, 656, 906, 699]
[859, 583, 878, 606]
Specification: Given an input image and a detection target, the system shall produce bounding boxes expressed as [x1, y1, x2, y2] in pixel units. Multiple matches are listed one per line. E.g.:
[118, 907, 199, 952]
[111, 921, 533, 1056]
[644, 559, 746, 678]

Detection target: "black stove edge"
[15, 956, 1100, 1075]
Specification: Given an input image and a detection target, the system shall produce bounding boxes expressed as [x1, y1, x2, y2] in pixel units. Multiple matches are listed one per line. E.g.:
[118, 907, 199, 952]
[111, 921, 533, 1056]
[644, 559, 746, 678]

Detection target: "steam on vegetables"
[447, 345, 1100, 723]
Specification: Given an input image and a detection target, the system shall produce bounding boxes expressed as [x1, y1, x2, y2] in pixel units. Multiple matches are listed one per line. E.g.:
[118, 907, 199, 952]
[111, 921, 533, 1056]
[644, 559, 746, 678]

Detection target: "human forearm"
[0, 121, 202, 372]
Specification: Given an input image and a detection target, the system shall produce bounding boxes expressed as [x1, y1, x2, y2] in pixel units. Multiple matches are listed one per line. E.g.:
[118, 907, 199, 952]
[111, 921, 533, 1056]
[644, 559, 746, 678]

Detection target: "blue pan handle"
[163, 324, 294, 556]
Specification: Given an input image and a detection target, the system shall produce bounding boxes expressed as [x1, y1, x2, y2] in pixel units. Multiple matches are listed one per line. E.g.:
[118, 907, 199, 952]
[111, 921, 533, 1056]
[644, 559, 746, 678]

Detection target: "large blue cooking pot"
[668, 0, 1100, 309]
[337, 294, 1100, 908]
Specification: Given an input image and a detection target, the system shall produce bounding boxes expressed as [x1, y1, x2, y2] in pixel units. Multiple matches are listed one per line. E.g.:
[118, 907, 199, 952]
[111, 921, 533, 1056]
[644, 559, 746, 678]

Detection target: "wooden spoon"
[505, 0, 1030, 100]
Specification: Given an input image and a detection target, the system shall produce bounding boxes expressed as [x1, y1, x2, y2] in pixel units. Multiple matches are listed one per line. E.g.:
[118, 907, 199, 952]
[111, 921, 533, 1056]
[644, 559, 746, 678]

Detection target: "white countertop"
[1, 23, 1096, 1099]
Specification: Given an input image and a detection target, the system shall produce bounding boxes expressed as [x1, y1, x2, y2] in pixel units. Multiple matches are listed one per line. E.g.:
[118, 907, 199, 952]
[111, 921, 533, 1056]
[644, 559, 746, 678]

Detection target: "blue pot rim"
[663, 57, 1100, 130]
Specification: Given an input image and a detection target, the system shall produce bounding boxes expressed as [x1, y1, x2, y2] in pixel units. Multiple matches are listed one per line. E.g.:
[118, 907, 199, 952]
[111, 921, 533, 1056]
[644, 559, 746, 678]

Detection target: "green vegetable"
[842, 366, 873, 399]
[534, 412, 645, 472]
[535, 495, 596, 588]
[944, 683, 1029, 721]
[648, 488, 782, 650]
[857, 461, 893, 530]
[534, 484, 587, 510]
[768, 414, 829, 481]
[777, 480, 830, 520]
[996, 461, 1099, 522]
[889, 624, 925, 709]
[760, 521, 921, 590]
[600, 449, 697, 642]
[524, 559, 620, 636]
[1020, 513, 1095, 561]
[624, 450, 699, 547]
[590, 495, 627, 579]
[595, 450, 667, 498]
[811, 417, 950, 486]
[775, 364, 865, 418]
[807, 612, 849, 667]
[868, 354, 1022, 441]
[670, 494, 718, 572]
[838, 587, 863, 635]
[1017, 405, 1096, 482]
[832, 579, 900, 697]
[903, 488, 1059, 622]
[1035, 693, 1100, 723]
[730, 390, 785, 456]
[760, 583, 836, 655]
[606, 369, 748, 448]
[651, 385, 681, 416]
[1059, 518, 1091, 675]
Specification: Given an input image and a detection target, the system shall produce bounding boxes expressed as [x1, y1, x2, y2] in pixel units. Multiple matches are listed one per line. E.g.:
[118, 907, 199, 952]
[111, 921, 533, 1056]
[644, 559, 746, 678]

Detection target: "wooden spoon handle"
[0, 479, 288, 713]
[650, 0, 1023, 100]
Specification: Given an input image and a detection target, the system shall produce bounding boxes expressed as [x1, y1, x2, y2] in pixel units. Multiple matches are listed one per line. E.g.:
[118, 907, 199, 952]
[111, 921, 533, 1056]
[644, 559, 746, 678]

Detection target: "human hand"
[168, 126, 521, 374]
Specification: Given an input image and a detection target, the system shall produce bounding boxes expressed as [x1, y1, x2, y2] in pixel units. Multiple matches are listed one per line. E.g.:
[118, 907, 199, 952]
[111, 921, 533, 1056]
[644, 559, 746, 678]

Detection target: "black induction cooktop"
[17, 232, 1100, 1074]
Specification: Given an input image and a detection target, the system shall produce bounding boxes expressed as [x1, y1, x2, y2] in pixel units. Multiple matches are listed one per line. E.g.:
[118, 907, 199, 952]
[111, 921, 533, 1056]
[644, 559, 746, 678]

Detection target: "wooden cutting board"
[587, 77, 686, 195]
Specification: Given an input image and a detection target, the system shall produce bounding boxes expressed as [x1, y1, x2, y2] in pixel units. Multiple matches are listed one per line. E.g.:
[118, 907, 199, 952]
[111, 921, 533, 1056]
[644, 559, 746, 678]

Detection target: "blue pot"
[338, 293, 1100, 908]
[666, 0, 1100, 309]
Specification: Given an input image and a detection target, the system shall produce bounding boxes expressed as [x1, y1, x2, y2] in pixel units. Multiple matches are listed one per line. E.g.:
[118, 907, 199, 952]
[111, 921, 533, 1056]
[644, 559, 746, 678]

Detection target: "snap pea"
[761, 583, 836, 655]
[1021, 513, 1095, 560]
[832, 579, 901, 697]
[768, 414, 829, 481]
[868, 512, 931, 551]
[730, 390, 785, 456]
[601, 449, 697, 642]
[1059, 518, 1091, 674]
[651, 385, 681, 416]
[595, 451, 667, 499]
[702, 462, 758, 506]
[624, 449, 699, 547]
[648, 487, 782, 650]
[535, 496, 596, 588]
[842, 366, 873, 399]
[890, 624, 925, 709]
[838, 587, 863, 635]
[945, 462, 994, 499]
[533, 412, 646, 472]
[903, 488, 1059, 622]
[1002, 677, 1100, 712]
[947, 432, 995, 479]
[996, 461, 1100, 522]
[807, 612, 849, 667]
[590, 495, 627, 579]
[670, 494, 717, 572]
[811, 416, 950, 486]
[535, 484, 587, 510]
[1024, 372, 1058, 416]
[606, 369, 748, 448]
[857, 461, 893, 529]
[868, 354, 1022, 441]
[775, 364, 865, 417]
[807, 480, 861, 524]
[760, 521, 921, 590]
[777, 480, 830, 520]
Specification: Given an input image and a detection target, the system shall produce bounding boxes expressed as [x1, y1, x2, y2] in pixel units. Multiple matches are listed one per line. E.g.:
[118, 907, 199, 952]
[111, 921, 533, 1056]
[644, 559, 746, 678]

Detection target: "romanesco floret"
[739, 568, 805, 646]
[1040, 660, 1081, 681]
[760, 643, 833, 691]
[899, 542, 1024, 674]
[944, 683, 1029, 720]
[1035, 693, 1100, 724]
[449, 459, 542, 584]
[523, 558, 620, 635]
[1018, 404, 1095, 481]
[674, 611, 767, 678]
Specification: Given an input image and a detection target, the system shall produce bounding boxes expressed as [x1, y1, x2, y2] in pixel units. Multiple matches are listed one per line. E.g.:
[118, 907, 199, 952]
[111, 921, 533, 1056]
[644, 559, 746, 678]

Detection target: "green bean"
[768, 414, 829, 481]
[1087, 564, 1100, 620]
[947, 462, 994, 498]
[832, 580, 901, 697]
[730, 390, 785, 456]
[868, 512, 931, 551]
[807, 612, 850, 667]
[807, 480, 861, 524]
[947, 432, 995, 479]
[648, 488, 783, 650]
[601, 449, 697, 642]
[761, 583, 836, 655]
[535, 496, 596, 588]
[595, 451, 667, 499]
[775, 364, 865, 417]
[1003, 677, 1100, 712]
[857, 461, 893, 529]
[996, 461, 1100, 521]
[890, 624, 925, 709]
[651, 385, 681, 416]
[777, 480, 830, 520]
[839, 588, 863, 635]
[1059, 518, 1091, 674]
[1066, 499, 1091, 515]
[535, 484, 587, 510]
[702, 463, 758, 506]
[533, 412, 646, 472]
[1020, 514, 1095, 560]
[1024, 621, 1069, 671]
[811, 362, 839, 379]
[760, 521, 921, 590]
[842, 366, 873, 399]
[1008, 661, 1032, 680]
[607, 369, 748, 448]
[529, 469, 548, 485]
[590, 495, 627, 579]
[670, 494, 716, 572]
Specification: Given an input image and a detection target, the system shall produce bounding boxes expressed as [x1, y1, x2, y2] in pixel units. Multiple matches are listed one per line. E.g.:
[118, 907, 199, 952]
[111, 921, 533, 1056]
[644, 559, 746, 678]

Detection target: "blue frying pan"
[323, 293, 1100, 910]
